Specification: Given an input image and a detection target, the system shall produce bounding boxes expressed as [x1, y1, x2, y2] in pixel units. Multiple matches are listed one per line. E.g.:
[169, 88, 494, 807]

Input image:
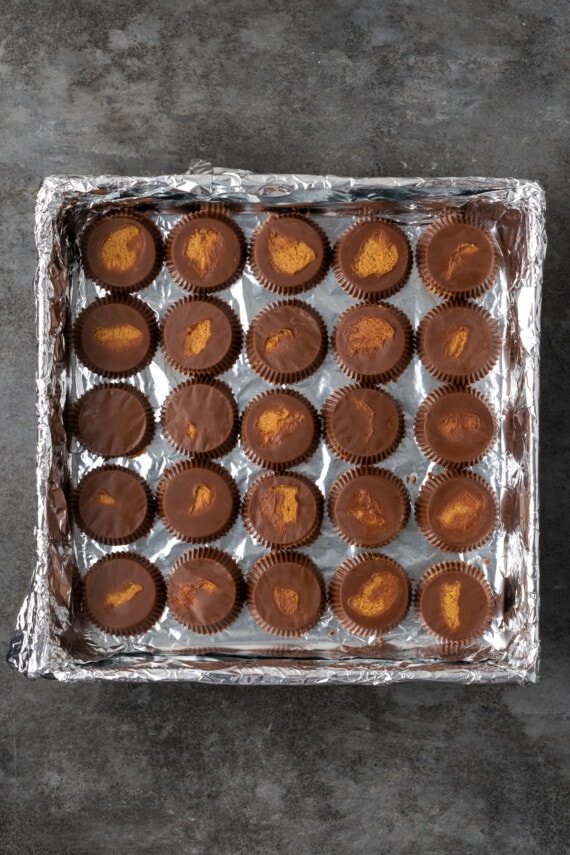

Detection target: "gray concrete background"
[1, 2, 568, 853]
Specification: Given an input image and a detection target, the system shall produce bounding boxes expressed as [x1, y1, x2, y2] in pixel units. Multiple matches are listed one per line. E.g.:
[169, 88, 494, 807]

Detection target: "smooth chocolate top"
[245, 473, 320, 547]
[325, 386, 402, 463]
[336, 220, 410, 297]
[418, 389, 496, 465]
[423, 475, 496, 550]
[241, 390, 317, 468]
[249, 557, 324, 635]
[75, 298, 155, 376]
[161, 381, 237, 457]
[84, 555, 163, 633]
[335, 556, 410, 633]
[75, 386, 153, 457]
[419, 304, 500, 381]
[75, 466, 150, 543]
[419, 567, 493, 642]
[424, 222, 495, 294]
[331, 470, 408, 547]
[161, 297, 240, 374]
[84, 215, 160, 290]
[167, 552, 242, 631]
[248, 301, 325, 381]
[159, 464, 237, 541]
[167, 215, 243, 291]
[334, 303, 411, 382]
[252, 216, 327, 291]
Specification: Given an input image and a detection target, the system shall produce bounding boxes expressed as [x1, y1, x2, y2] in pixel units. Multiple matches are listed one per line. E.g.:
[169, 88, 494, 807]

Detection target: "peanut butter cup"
[81, 213, 163, 293]
[248, 551, 326, 637]
[328, 467, 410, 548]
[250, 215, 330, 295]
[72, 383, 154, 458]
[333, 219, 412, 300]
[161, 296, 242, 376]
[414, 387, 497, 468]
[323, 385, 404, 464]
[333, 302, 413, 384]
[73, 465, 153, 545]
[243, 472, 323, 548]
[241, 389, 319, 471]
[416, 471, 498, 552]
[157, 461, 239, 543]
[166, 210, 246, 293]
[416, 562, 494, 643]
[161, 379, 238, 459]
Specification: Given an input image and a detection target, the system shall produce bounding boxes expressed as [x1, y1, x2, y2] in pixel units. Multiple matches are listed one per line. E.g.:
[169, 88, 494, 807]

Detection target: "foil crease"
[7, 162, 545, 684]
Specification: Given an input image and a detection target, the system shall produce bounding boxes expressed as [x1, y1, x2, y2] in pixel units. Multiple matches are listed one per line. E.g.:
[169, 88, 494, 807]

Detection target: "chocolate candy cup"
[72, 383, 154, 458]
[330, 553, 412, 637]
[416, 215, 498, 299]
[414, 386, 497, 468]
[81, 212, 164, 293]
[161, 379, 238, 459]
[242, 471, 323, 548]
[73, 465, 154, 545]
[166, 210, 246, 293]
[416, 471, 498, 552]
[416, 562, 494, 643]
[333, 219, 412, 300]
[247, 551, 326, 637]
[250, 214, 330, 295]
[241, 389, 319, 471]
[323, 385, 404, 464]
[157, 461, 239, 543]
[161, 295, 242, 377]
[167, 547, 245, 634]
[417, 301, 501, 384]
[72, 295, 159, 379]
[333, 302, 413, 384]
[83, 553, 165, 636]
[328, 467, 410, 548]
[246, 299, 327, 384]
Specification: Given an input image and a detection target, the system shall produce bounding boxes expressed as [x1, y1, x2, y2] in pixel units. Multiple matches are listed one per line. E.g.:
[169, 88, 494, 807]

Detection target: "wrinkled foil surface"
[7, 162, 545, 684]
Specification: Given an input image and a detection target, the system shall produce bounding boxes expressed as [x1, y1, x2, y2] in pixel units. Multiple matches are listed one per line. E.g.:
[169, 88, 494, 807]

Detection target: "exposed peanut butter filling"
[346, 316, 395, 356]
[439, 413, 482, 439]
[95, 490, 117, 506]
[444, 326, 469, 359]
[437, 489, 484, 533]
[93, 324, 143, 350]
[272, 587, 299, 616]
[184, 229, 222, 277]
[184, 319, 212, 357]
[99, 225, 143, 273]
[349, 489, 388, 529]
[352, 231, 398, 278]
[186, 422, 197, 441]
[352, 397, 375, 444]
[173, 578, 220, 609]
[104, 581, 144, 609]
[440, 581, 461, 629]
[348, 572, 400, 617]
[255, 406, 304, 448]
[444, 243, 479, 281]
[259, 485, 299, 534]
[189, 484, 215, 515]
[268, 233, 316, 275]
[264, 327, 294, 352]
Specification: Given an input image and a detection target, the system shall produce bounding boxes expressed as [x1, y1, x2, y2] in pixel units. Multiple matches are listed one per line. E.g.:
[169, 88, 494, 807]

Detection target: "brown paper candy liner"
[160, 294, 242, 377]
[417, 301, 501, 384]
[247, 551, 326, 637]
[80, 211, 164, 293]
[415, 562, 494, 644]
[245, 298, 327, 385]
[415, 470, 499, 552]
[332, 218, 412, 301]
[82, 552, 166, 636]
[416, 213, 498, 300]
[330, 553, 412, 637]
[166, 547, 245, 634]
[322, 385, 405, 465]
[414, 386, 498, 469]
[72, 464, 155, 545]
[160, 378, 238, 460]
[156, 460, 240, 543]
[240, 388, 320, 471]
[327, 466, 411, 548]
[332, 301, 414, 385]
[165, 209, 246, 293]
[242, 471, 324, 549]
[70, 382, 155, 458]
[72, 294, 159, 379]
[249, 214, 331, 295]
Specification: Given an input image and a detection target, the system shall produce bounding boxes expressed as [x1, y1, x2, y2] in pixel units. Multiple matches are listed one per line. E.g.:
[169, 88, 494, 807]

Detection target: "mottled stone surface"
[1, 1, 568, 853]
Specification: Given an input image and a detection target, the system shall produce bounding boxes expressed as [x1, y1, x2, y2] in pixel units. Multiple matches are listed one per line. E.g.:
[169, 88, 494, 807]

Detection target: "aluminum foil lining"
[7, 162, 545, 684]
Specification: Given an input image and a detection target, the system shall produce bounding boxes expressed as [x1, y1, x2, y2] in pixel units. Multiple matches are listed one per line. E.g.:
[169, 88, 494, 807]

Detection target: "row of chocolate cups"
[82, 549, 495, 644]
[81, 209, 498, 302]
